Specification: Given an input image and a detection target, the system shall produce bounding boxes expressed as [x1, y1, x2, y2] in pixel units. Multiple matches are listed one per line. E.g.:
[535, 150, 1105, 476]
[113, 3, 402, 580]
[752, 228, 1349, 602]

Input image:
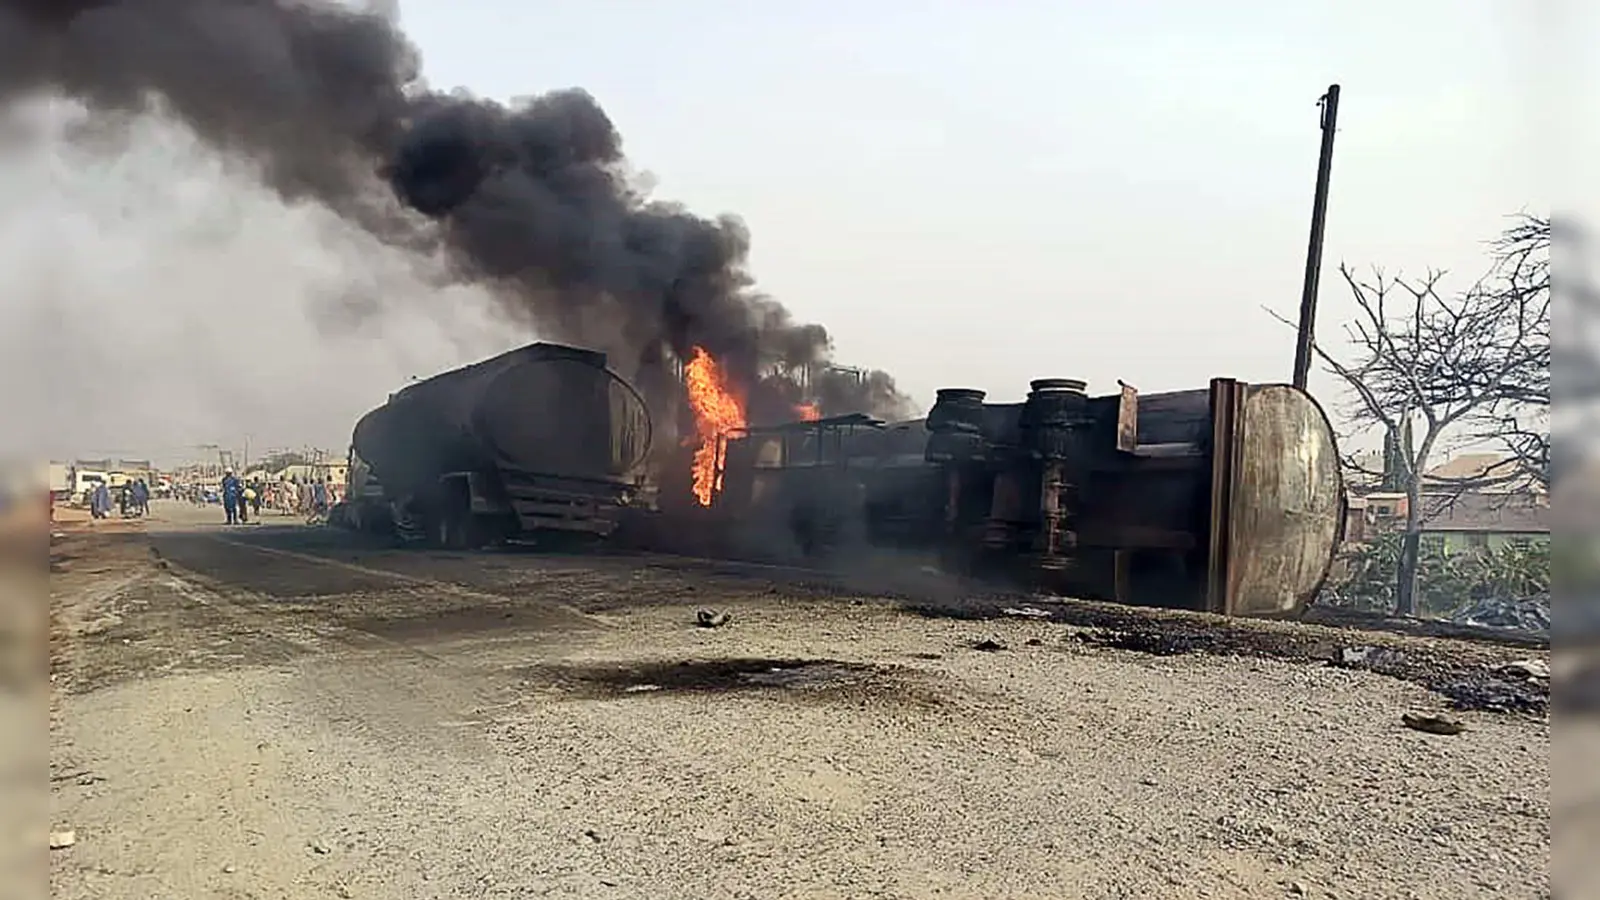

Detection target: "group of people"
[217, 469, 335, 525]
[86, 479, 152, 520]
[218, 470, 256, 525]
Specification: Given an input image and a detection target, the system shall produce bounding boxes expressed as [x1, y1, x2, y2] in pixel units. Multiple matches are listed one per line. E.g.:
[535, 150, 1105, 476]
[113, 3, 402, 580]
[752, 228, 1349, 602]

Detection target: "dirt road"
[48, 502, 1552, 899]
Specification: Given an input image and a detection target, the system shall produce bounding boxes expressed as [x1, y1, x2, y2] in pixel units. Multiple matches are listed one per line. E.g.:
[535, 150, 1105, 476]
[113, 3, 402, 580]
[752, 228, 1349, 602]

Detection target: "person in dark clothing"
[117, 484, 129, 518]
[132, 479, 151, 516]
[249, 480, 263, 518]
[221, 470, 242, 525]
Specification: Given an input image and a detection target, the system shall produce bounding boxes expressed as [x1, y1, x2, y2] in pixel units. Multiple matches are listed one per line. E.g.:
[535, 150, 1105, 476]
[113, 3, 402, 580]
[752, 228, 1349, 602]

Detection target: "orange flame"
[684, 347, 747, 506]
[795, 402, 821, 421]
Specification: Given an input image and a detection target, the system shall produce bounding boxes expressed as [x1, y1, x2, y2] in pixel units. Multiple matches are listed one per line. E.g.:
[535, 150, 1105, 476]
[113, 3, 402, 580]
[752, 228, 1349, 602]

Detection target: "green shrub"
[1324, 532, 1550, 617]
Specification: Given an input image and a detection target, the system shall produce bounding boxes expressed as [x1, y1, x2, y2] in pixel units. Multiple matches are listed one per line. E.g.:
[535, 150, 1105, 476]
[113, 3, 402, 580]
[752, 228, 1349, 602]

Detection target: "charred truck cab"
[345, 342, 652, 549]
[710, 378, 1345, 619]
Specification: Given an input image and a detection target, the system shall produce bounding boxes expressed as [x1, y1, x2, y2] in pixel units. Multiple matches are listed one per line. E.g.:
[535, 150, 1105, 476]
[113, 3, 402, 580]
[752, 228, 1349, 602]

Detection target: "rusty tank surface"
[347, 342, 652, 546]
[688, 378, 1344, 618]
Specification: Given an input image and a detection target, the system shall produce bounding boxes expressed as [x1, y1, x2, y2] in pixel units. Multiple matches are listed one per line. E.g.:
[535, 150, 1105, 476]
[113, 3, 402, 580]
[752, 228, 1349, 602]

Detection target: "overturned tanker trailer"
[693, 378, 1346, 619]
[341, 342, 652, 548]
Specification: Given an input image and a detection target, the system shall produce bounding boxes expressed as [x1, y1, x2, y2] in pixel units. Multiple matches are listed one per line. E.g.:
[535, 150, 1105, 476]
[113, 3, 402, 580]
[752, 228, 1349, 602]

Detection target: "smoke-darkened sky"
[1, 0, 913, 465]
[2, 0, 1583, 464]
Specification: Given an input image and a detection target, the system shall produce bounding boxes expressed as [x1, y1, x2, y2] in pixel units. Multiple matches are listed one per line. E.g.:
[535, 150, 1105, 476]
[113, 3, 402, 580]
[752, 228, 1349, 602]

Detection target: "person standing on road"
[221, 469, 242, 525]
[312, 478, 329, 519]
[90, 481, 111, 519]
[133, 479, 151, 517]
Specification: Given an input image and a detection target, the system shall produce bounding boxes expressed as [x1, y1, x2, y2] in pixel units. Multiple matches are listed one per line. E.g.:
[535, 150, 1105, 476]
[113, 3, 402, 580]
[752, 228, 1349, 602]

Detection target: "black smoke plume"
[0, 0, 914, 423]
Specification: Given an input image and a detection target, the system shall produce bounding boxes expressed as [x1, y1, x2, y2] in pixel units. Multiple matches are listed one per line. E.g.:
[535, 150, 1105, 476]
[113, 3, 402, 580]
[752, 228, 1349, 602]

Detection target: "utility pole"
[1292, 84, 1341, 390]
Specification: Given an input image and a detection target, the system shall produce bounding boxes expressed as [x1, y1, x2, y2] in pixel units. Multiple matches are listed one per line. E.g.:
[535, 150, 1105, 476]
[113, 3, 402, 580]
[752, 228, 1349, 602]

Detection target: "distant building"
[1417, 492, 1549, 553]
[1422, 452, 1540, 495]
[276, 462, 349, 486]
[1344, 450, 1543, 496]
[1359, 490, 1549, 553]
[1361, 491, 1408, 519]
[1342, 495, 1373, 545]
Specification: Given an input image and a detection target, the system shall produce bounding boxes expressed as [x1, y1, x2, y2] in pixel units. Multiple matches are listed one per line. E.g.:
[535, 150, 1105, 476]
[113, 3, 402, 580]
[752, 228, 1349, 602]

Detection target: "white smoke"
[0, 97, 525, 464]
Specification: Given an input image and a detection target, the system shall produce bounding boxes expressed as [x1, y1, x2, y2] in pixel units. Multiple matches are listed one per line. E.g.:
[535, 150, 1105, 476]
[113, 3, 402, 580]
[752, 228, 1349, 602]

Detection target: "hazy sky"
[6, 0, 1587, 464]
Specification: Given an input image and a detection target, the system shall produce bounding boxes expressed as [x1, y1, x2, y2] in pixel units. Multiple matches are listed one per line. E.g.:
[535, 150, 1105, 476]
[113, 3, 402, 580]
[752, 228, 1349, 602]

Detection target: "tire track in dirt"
[150, 543, 478, 671]
[207, 534, 608, 627]
[138, 536, 557, 767]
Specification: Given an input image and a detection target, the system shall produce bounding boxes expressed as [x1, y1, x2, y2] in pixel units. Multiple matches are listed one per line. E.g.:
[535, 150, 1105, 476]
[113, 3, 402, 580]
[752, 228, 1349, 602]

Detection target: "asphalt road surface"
[48, 501, 1554, 899]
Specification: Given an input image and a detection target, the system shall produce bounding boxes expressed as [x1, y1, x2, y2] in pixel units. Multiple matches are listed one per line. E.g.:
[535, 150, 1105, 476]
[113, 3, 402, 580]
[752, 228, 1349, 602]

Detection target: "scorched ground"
[47, 502, 1551, 899]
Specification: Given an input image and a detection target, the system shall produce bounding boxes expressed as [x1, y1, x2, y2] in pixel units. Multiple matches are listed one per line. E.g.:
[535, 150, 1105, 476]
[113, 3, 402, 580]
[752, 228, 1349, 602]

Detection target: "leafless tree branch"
[1265, 216, 1551, 614]
[1456, 214, 1553, 490]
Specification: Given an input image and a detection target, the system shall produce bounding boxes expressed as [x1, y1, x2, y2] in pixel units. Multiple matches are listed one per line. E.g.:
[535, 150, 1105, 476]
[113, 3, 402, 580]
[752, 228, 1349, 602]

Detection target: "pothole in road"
[526, 657, 886, 699]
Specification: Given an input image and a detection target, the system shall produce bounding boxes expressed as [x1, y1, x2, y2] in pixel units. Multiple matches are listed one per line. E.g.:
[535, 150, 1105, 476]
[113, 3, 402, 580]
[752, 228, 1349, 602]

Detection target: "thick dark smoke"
[0, 0, 913, 423]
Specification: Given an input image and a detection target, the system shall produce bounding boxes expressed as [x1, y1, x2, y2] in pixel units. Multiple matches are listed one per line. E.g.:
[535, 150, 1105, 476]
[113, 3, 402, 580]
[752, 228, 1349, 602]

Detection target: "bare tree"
[1276, 220, 1552, 616]
[1465, 215, 1552, 490]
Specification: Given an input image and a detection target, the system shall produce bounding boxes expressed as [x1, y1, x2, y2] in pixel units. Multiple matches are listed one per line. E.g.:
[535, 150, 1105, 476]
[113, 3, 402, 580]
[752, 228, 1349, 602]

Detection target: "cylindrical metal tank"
[1220, 382, 1345, 617]
[351, 343, 652, 502]
[1018, 378, 1089, 459]
[925, 388, 988, 463]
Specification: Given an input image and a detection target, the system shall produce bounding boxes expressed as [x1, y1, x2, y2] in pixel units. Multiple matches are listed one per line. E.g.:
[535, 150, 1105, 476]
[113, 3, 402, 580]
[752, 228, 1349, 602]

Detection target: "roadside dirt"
[48, 503, 1553, 899]
[903, 596, 1551, 716]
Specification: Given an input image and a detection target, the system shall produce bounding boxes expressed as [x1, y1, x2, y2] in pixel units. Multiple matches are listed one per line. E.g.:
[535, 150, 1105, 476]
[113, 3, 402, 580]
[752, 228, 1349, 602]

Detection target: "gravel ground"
[48, 502, 1553, 899]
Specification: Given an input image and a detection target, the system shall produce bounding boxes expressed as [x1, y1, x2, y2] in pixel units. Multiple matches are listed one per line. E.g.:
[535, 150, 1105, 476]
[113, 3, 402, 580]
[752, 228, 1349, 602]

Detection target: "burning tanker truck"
[647, 372, 1351, 621]
[338, 339, 1348, 620]
[337, 342, 652, 548]
[333, 338, 811, 548]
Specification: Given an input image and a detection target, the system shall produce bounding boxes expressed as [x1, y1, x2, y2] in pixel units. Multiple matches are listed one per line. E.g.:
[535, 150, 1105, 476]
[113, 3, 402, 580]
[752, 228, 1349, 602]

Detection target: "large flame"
[684, 346, 747, 506]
